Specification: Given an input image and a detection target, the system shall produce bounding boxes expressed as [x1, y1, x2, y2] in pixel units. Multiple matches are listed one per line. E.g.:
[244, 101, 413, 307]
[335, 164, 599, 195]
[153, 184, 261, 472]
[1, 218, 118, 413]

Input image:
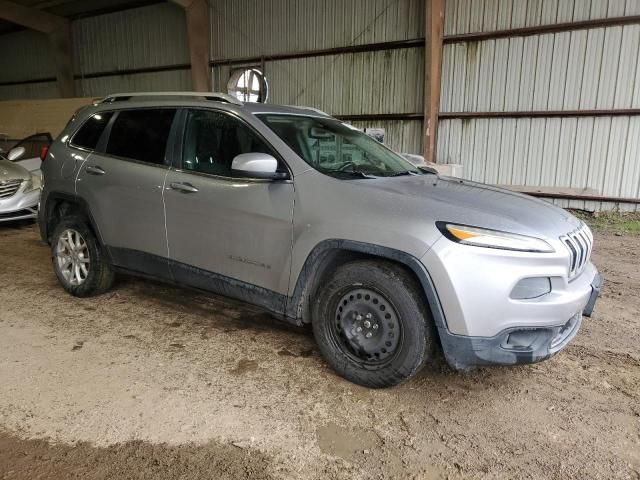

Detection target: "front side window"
[182, 109, 278, 177]
[105, 109, 176, 164]
[257, 114, 421, 179]
[71, 112, 113, 150]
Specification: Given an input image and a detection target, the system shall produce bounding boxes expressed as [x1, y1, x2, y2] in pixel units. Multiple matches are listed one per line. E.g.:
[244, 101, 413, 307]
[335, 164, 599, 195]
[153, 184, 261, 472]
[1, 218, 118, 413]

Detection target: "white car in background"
[0, 133, 50, 223]
[0, 133, 52, 177]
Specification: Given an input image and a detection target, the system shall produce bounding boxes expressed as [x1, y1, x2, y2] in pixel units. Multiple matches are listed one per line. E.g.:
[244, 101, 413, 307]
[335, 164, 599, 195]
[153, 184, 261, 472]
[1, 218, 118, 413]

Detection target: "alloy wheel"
[55, 229, 90, 286]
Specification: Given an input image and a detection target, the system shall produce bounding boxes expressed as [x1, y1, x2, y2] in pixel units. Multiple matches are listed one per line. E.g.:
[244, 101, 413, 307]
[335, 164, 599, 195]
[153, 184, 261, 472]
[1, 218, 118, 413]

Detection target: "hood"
[0, 158, 31, 182]
[358, 174, 581, 238]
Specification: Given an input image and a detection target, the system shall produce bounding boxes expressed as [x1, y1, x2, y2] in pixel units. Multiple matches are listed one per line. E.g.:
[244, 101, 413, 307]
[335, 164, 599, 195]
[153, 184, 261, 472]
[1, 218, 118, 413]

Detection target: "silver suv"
[38, 92, 601, 388]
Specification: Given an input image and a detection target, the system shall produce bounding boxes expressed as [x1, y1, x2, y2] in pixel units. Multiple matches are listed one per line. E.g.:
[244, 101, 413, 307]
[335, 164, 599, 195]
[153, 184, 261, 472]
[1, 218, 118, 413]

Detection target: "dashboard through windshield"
[257, 113, 422, 179]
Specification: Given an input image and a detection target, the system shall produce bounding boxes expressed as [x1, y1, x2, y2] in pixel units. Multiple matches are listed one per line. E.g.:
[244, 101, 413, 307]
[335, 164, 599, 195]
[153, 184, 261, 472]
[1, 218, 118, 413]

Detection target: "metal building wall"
[73, 2, 190, 96]
[210, 0, 425, 154]
[438, 0, 640, 211]
[210, 0, 424, 59]
[0, 30, 54, 84]
[0, 3, 191, 100]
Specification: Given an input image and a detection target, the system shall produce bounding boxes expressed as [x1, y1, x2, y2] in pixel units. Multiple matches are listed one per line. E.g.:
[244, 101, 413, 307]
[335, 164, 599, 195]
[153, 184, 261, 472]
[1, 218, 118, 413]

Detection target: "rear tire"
[51, 217, 114, 297]
[312, 260, 436, 388]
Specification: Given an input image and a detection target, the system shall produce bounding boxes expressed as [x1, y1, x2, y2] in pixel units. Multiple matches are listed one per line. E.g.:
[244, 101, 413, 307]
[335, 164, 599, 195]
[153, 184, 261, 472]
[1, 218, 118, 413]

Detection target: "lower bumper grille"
[0, 208, 37, 220]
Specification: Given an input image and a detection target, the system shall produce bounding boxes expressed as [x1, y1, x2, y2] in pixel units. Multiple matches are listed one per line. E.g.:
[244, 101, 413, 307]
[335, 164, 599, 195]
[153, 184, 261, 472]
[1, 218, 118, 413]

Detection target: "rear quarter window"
[70, 112, 113, 150]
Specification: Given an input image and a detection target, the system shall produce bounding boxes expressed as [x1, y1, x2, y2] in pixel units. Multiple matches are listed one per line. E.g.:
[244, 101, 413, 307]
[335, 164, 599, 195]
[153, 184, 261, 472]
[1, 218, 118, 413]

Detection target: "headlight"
[437, 222, 554, 253]
[22, 174, 40, 193]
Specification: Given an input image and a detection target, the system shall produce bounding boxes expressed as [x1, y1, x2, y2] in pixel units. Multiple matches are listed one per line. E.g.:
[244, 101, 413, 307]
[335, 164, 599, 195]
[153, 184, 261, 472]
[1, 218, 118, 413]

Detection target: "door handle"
[170, 182, 199, 193]
[85, 165, 106, 176]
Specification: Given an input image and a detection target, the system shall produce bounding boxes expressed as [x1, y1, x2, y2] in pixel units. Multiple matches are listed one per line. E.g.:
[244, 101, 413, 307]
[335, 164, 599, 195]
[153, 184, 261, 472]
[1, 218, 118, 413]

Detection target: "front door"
[163, 108, 295, 307]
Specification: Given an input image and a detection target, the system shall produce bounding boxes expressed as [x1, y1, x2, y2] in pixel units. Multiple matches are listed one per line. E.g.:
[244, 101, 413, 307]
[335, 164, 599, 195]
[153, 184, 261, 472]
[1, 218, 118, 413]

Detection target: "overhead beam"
[0, 0, 75, 97]
[171, 0, 211, 92]
[423, 0, 444, 163]
[0, 0, 66, 33]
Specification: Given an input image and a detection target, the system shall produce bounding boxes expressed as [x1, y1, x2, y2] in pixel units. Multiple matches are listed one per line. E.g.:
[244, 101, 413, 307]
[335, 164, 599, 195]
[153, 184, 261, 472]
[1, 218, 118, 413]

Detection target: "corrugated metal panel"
[437, 116, 640, 200]
[0, 82, 59, 101]
[440, 0, 640, 210]
[349, 120, 423, 154]
[73, 3, 189, 75]
[0, 30, 55, 83]
[76, 70, 192, 98]
[440, 24, 640, 111]
[444, 0, 640, 35]
[215, 47, 424, 115]
[210, 0, 424, 60]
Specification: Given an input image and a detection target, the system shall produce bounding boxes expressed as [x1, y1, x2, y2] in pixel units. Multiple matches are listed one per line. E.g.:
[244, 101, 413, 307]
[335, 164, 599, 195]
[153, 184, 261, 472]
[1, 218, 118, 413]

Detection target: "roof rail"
[95, 91, 243, 106]
[286, 105, 330, 116]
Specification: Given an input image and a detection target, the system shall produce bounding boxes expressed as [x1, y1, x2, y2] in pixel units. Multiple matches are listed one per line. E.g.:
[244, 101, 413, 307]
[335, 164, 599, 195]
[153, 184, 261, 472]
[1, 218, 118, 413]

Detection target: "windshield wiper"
[389, 170, 421, 177]
[323, 169, 377, 179]
[417, 165, 439, 175]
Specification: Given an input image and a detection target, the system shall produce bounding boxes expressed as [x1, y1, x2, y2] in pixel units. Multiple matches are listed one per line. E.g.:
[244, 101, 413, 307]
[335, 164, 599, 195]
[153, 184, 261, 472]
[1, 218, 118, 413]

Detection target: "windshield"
[257, 114, 422, 178]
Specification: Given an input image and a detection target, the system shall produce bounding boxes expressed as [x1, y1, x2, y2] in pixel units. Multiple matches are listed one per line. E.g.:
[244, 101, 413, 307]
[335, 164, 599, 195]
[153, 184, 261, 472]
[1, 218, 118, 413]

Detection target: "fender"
[285, 239, 449, 335]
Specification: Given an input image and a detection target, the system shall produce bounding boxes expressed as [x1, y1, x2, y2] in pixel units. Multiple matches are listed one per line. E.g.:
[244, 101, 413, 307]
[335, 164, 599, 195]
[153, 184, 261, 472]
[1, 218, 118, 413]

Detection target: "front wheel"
[312, 260, 436, 388]
[51, 217, 114, 297]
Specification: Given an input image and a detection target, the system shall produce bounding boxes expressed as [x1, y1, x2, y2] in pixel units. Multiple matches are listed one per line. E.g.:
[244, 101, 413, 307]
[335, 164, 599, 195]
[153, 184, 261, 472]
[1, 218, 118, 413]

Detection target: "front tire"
[51, 217, 114, 297]
[312, 260, 436, 388]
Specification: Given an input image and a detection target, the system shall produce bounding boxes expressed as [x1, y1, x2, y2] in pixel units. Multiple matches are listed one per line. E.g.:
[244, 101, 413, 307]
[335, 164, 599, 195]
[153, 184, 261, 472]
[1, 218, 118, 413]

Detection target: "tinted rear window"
[106, 109, 176, 164]
[71, 112, 113, 150]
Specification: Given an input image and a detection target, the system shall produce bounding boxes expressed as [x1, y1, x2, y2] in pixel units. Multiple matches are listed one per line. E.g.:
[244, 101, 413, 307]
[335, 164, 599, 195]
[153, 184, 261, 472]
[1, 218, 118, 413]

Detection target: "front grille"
[0, 179, 22, 199]
[561, 223, 593, 279]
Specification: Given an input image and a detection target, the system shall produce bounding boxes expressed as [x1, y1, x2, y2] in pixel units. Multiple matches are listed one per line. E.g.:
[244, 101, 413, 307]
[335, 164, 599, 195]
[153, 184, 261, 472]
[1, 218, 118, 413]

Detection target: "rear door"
[75, 108, 178, 276]
[163, 108, 295, 302]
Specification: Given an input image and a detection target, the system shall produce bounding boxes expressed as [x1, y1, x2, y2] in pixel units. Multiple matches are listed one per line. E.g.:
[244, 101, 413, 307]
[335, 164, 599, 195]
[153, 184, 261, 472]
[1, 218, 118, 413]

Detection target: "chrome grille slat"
[561, 223, 593, 279]
[0, 180, 22, 199]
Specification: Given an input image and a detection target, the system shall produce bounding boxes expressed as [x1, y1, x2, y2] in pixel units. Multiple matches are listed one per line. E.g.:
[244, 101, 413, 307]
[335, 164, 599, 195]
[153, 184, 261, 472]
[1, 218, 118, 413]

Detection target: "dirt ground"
[0, 220, 638, 479]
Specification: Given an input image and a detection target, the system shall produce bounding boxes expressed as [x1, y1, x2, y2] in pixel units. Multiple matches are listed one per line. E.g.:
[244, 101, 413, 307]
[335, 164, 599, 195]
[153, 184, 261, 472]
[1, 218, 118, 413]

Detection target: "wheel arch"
[286, 239, 448, 335]
[41, 192, 107, 253]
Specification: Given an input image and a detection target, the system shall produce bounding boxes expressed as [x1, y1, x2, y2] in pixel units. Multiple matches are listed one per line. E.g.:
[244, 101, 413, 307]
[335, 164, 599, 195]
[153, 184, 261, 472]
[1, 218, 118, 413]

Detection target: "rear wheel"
[51, 217, 114, 297]
[312, 260, 436, 388]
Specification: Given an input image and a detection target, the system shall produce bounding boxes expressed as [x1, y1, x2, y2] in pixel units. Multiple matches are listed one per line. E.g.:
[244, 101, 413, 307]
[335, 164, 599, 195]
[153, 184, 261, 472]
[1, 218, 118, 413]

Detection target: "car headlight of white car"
[437, 222, 555, 253]
[22, 173, 41, 193]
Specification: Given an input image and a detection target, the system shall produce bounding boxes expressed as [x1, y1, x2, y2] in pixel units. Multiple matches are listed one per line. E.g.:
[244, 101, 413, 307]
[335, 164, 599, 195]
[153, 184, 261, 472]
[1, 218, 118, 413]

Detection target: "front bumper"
[434, 270, 601, 370]
[0, 188, 40, 223]
[421, 235, 602, 370]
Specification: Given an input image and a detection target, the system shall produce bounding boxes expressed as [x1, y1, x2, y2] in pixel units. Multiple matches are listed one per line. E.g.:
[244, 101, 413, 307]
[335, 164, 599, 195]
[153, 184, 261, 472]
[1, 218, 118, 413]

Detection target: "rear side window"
[106, 109, 176, 165]
[71, 112, 113, 150]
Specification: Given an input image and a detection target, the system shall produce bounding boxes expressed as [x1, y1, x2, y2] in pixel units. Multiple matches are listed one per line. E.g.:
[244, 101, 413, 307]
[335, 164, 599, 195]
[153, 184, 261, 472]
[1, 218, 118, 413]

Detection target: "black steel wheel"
[330, 288, 402, 366]
[313, 260, 436, 388]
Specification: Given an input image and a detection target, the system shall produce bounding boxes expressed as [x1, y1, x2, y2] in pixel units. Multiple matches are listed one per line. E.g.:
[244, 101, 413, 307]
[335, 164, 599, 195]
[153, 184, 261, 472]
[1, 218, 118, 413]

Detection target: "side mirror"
[7, 146, 26, 161]
[231, 153, 288, 180]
